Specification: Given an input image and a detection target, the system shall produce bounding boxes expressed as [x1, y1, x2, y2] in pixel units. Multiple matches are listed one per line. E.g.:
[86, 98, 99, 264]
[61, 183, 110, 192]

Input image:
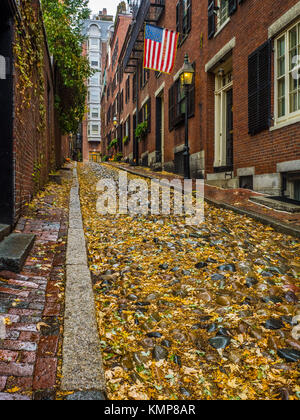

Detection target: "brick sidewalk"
[108, 162, 300, 234]
[0, 183, 70, 400]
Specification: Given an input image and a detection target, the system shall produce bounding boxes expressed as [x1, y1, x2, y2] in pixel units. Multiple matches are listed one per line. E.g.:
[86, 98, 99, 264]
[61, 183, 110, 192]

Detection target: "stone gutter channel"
[61, 164, 106, 400]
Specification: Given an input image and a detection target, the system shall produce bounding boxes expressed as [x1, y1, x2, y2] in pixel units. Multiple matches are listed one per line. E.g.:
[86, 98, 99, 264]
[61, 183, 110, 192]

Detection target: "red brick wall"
[101, 14, 133, 159]
[12, 0, 66, 223]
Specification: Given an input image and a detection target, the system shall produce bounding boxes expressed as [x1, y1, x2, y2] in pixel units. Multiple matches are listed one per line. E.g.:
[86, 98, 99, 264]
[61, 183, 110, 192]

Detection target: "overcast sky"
[88, 0, 121, 16]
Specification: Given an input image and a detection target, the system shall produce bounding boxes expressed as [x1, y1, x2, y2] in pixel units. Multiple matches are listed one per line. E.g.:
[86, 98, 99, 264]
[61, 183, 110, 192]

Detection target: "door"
[295, 181, 300, 201]
[226, 88, 233, 169]
[0, 5, 14, 225]
[155, 96, 162, 163]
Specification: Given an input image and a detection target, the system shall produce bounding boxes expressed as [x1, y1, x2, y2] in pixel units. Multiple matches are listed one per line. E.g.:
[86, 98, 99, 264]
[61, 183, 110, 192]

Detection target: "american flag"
[144, 24, 179, 74]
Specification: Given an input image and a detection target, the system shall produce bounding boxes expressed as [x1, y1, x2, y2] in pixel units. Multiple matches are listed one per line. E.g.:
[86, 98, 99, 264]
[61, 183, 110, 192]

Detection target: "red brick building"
[101, 13, 133, 161]
[101, 0, 300, 201]
[0, 0, 69, 226]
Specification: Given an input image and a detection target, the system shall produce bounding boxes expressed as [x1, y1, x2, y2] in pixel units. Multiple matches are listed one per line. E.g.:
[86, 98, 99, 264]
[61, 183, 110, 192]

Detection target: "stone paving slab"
[0, 234, 35, 273]
[66, 390, 106, 400]
[66, 229, 87, 265]
[0, 225, 10, 242]
[61, 167, 105, 394]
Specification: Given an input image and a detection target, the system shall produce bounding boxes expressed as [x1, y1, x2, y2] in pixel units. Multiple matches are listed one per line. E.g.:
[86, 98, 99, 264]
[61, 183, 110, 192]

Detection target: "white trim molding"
[141, 95, 150, 107]
[155, 82, 165, 97]
[205, 37, 236, 72]
[277, 159, 300, 173]
[237, 167, 255, 177]
[268, 1, 300, 38]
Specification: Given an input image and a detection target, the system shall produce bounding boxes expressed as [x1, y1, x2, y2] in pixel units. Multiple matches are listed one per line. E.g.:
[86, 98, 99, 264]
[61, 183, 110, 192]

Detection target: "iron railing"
[124, 0, 151, 70]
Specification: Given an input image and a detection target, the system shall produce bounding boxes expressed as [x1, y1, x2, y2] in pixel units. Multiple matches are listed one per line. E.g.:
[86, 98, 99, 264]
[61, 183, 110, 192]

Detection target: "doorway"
[0, 5, 14, 225]
[294, 180, 300, 201]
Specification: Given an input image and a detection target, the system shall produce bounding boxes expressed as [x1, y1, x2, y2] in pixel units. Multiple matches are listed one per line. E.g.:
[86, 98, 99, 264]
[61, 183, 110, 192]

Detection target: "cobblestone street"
[0, 163, 299, 400]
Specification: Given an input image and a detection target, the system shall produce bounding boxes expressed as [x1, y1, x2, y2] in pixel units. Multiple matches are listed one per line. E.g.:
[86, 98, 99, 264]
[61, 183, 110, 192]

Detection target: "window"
[275, 21, 300, 125]
[217, 0, 229, 30]
[90, 88, 100, 103]
[176, 0, 192, 43]
[140, 62, 150, 88]
[90, 106, 100, 119]
[90, 73, 99, 86]
[119, 90, 124, 114]
[133, 74, 137, 103]
[208, 0, 237, 39]
[88, 123, 100, 136]
[125, 77, 130, 103]
[139, 98, 151, 133]
[90, 38, 99, 49]
[90, 53, 99, 69]
[125, 116, 131, 142]
[112, 39, 119, 68]
[169, 64, 195, 131]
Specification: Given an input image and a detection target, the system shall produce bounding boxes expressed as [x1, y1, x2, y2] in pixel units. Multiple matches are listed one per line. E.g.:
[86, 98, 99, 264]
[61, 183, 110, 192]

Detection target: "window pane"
[278, 36, 285, 56]
[290, 27, 297, 49]
[290, 92, 297, 112]
[289, 27, 298, 70]
[290, 73, 298, 93]
[219, 0, 229, 27]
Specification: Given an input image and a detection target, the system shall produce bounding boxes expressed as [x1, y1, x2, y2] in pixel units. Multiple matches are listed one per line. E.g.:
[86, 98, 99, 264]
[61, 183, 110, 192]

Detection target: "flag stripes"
[144, 25, 178, 74]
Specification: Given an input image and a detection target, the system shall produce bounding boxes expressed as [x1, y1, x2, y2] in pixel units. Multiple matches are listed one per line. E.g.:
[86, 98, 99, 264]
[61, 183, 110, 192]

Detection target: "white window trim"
[273, 19, 300, 129]
[214, 74, 233, 168]
[214, 0, 230, 37]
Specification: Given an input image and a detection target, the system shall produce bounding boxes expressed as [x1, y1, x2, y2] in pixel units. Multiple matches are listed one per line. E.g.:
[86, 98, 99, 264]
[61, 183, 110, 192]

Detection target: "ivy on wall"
[41, 0, 93, 134]
[13, 0, 48, 191]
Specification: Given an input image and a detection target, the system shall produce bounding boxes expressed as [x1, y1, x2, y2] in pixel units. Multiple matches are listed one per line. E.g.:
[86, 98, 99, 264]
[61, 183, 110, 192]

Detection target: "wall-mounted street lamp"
[179, 53, 195, 179]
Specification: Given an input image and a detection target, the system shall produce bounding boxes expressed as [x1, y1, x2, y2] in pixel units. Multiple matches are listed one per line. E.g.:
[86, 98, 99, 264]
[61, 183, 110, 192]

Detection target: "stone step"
[250, 196, 300, 213]
[0, 233, 35, 273]
[0, 224, 11, 242]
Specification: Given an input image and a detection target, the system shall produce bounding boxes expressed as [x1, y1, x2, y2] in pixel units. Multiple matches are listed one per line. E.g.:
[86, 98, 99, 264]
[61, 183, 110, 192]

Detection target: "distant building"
[81, 9, 114, 162]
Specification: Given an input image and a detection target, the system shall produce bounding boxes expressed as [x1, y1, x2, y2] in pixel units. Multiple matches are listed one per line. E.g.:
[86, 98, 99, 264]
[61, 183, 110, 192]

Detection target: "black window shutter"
[128, 116, 131, 143]
[139, 108, 143, 125]
[228, 0, 237, 16]
[176, 1, 181, 33]
[187, 0, 192, 32]
[169, 85, 175, 131]
[248, 40, 272, 136]
[147, 98, 151, 133]
[208, 0, 215, 40]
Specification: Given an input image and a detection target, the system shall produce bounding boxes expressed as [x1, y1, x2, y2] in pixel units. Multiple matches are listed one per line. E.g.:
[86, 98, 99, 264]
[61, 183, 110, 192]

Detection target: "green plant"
[102, 155, 108, 162]
[113, 153, 123, 162]
[41, 0, 93, 134]
[108, 138, 118, 150]
[122, 135, 129, 145]
[135, 121, 148, 142]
